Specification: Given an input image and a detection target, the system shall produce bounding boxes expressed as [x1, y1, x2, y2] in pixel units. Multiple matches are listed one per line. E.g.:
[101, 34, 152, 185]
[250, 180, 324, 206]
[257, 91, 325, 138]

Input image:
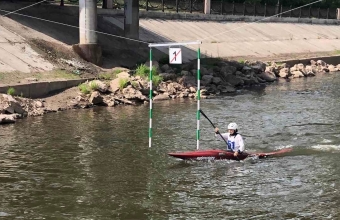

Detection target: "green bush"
[89, 81, 99, 91]
[238, 59, 245, 64]
[98, 73, 113, 80]
[152, 75, 163, 87]
[119, 78, 129, 90]
[7, 87, 15, 96]
[136, 64, 159, 78]
[78, 83, 90, 94]
[98, 69, 123, 80]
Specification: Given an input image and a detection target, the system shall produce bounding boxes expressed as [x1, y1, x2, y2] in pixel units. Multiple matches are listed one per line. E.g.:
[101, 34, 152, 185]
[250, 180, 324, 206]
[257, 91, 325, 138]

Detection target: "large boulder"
[242, 76, 259, 85]
[279, 68, 290, 78]
[178, 76, 197, 87]
[291, 70, 304, 78]
[259, 71, 277, 82]
[153, 93, 170, 101]
[200, 67, 209, 76]
[250, 61, 266, 73]
[160, 64, 171, 72]
[90, 80, 108, 93]
[224, 74, 244, 86]
[328, 65, 338, 72]
[305, 65, 316, 76]
[0, 94, 27, 115]
[201, 75, 213, 86]
[316, 60, 326, 67]
[159, 73, 177, 81]
[180, 70, 191, 76]
[109, 71, 131, 93]
[89, 91, 104, 105]
[297, 63, 307, 76]
[109, 78, 120, 93]
[220, 65, 237, 76]
[0, 114, 19, 124]
[167, 83, 177, 95]
[310, 60, 317, 66]
[122, 86, 147, 101]
[212, 77, 222, 85]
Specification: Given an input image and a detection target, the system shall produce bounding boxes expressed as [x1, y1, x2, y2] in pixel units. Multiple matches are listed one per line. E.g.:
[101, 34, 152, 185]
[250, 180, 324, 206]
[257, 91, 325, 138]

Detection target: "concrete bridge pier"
[204, 0, 211, 14]
[124, 0, 139, 47]
[73, 0, 102, 65]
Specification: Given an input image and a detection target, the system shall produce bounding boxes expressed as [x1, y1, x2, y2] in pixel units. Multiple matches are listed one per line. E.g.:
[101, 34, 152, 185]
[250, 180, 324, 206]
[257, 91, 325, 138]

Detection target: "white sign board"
[169, 48, 182, 64]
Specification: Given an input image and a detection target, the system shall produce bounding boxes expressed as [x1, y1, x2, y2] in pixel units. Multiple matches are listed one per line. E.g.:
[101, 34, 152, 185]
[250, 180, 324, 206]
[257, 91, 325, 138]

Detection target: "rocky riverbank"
[1, 58, 339, 125]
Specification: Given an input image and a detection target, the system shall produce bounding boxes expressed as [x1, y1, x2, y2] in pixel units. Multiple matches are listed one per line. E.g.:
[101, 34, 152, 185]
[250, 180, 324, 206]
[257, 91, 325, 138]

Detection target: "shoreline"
[1, 57, 339, 125]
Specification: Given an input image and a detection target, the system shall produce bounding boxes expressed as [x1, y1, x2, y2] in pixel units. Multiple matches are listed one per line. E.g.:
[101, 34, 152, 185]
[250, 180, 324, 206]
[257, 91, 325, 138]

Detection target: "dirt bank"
[1, 57, 339, 125]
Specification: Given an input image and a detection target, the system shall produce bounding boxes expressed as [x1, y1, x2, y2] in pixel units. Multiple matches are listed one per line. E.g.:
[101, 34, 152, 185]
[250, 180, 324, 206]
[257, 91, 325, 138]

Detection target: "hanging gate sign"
[169, 48, 182, 64]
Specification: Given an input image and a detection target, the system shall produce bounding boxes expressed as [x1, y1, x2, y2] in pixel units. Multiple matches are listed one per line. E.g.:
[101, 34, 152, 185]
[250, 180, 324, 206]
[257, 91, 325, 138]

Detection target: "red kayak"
[168, 148, 292, 161]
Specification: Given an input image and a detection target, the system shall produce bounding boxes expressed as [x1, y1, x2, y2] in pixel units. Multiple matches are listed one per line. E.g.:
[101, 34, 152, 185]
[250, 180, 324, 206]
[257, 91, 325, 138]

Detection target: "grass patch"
[7, 87, 15, 96]
[98, 73, 113, 80]
[135, 64, 163, 87]
[98, 69, 124, 80]
[78, 83, 90, 94]
[238, 59, 245, 64]
[135, 64, 160, 78]
[89, 81, 99, 91]
[119, 78, 129, 90]
[131, 81, 139, 88]
[152, 75, 163, 87]
[113, 69, 123, 75]
[334, 50, 340, 55]
[135, 64, 149, 78]
[50, 69, 80, 79]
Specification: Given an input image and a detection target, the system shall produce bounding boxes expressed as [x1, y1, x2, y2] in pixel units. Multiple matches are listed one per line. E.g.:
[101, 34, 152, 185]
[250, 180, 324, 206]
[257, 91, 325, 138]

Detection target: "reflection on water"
[0, 74, 340, 219]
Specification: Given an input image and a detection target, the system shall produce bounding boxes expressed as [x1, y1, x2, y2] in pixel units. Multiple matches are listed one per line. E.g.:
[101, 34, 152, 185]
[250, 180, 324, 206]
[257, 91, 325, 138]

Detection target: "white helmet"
[228, 122, 238, 130]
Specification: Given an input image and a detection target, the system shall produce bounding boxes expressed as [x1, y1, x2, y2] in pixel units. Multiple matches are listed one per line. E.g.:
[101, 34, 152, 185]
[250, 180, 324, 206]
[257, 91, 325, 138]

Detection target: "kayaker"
[214, 122, 245, 157]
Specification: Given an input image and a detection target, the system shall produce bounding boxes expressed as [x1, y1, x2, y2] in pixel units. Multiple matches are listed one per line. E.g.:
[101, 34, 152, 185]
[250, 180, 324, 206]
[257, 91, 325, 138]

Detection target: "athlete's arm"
[237, 135, 245, 152]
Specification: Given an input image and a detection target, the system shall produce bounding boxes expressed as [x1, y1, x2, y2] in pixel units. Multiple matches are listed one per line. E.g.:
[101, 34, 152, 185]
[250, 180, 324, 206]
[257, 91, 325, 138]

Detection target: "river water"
[1, 73, 340, 219]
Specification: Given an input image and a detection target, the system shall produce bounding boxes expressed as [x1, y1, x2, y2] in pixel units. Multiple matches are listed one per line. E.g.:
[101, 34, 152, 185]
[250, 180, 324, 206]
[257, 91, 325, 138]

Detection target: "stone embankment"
[1, 59, 339, 125]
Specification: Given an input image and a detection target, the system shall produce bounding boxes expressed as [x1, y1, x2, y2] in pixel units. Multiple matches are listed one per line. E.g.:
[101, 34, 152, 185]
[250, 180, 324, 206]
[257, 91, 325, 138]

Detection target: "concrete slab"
[0, 18, 55, 73]
[133, 18, 340, 60]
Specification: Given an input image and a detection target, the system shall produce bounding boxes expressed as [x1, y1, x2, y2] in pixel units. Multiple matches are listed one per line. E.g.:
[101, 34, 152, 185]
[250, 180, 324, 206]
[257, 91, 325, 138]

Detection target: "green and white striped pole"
[148, 41, 202, 149]
[149, 48, 153, 148]
[197, 47, 201, 150]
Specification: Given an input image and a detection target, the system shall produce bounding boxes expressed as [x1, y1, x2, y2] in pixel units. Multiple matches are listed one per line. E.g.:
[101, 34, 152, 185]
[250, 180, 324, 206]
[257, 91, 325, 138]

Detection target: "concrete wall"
[0, 79, 92, 98]
[98, 9, 340, 25]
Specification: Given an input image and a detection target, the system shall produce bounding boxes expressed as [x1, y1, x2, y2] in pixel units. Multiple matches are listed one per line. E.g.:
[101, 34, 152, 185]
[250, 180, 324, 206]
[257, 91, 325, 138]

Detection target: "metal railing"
[210, 1, 336, 19]
[47, 0, 338, 19]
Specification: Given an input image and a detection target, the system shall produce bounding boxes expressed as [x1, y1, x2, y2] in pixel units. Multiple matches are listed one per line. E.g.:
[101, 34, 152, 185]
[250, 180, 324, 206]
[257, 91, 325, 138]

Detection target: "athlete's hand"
[214, 128, 219, 133]
[234, 151, 238, 157]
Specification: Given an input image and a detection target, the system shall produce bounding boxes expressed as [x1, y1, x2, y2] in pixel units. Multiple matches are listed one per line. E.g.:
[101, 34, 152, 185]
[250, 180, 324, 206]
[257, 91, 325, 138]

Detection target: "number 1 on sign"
[169, 48, 182, 64]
